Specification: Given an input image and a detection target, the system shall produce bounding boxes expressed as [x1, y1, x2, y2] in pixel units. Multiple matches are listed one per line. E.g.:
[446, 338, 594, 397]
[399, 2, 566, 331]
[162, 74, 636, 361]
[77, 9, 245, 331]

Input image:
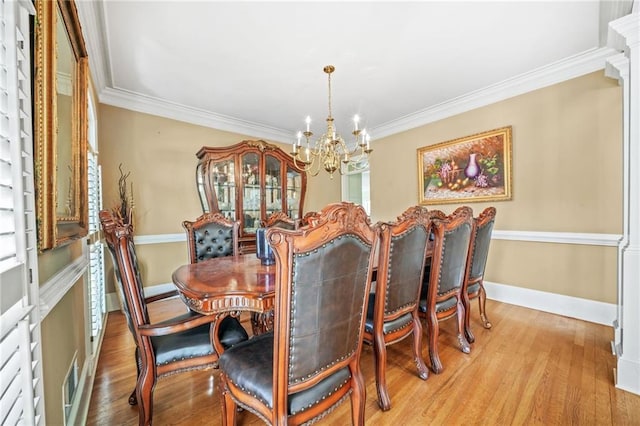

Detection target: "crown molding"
[372, 47, 617, 139]
[99, 87, 294, 144]
[75, 0, 110, 94]
[96, 47, 616, 143]
[608, 12, 640, 50]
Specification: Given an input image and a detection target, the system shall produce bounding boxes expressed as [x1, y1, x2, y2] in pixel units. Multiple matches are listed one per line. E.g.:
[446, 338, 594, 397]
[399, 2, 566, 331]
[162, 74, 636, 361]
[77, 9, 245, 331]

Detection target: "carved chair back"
[466, 207, 496, 286]
[182, 212, 239, 263]
[260, 211, 298, 230]
[101, 211, 150, 338]
[218, 202, 377, 425]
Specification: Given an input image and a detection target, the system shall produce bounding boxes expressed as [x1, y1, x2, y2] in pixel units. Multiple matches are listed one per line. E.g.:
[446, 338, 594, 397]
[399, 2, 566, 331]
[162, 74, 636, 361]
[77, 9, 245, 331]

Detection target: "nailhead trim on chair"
[291, 376, 350, 415]
[288, 236, 367, 384]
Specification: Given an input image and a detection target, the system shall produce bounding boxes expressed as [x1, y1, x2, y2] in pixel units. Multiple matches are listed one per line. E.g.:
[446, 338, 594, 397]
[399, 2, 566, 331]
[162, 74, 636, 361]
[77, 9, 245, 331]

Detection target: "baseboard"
[484, 281, 615, 326]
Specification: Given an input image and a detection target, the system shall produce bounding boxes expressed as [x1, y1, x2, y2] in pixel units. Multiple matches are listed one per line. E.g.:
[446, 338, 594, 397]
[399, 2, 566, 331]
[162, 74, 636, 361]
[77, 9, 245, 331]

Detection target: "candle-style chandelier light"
[291, 65, 372, 178]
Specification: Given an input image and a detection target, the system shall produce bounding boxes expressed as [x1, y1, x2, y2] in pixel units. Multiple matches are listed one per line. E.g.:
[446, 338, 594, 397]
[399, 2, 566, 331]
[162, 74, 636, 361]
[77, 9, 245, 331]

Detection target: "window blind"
[0, 0, 44, 424]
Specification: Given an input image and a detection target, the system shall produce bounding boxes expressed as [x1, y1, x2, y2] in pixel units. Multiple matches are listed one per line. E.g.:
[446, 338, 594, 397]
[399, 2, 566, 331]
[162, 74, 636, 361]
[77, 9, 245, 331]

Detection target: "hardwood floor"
[86, 298, 640, 425]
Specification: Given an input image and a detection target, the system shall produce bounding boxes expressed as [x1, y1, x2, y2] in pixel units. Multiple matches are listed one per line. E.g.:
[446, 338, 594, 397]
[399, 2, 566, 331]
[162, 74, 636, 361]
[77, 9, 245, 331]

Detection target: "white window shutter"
[0, 0, 45, 424]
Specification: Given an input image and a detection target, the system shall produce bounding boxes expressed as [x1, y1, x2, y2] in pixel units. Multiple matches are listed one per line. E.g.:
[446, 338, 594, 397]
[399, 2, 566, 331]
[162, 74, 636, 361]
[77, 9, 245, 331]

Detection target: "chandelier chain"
[327, 70, 332, 120]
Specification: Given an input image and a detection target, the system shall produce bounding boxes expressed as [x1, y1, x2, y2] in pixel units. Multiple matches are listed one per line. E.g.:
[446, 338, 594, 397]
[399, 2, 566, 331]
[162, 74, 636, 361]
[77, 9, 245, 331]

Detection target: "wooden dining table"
[172, 254, 276, 316]
[171, 244, 433, 348]
[172, 254, 278, 343]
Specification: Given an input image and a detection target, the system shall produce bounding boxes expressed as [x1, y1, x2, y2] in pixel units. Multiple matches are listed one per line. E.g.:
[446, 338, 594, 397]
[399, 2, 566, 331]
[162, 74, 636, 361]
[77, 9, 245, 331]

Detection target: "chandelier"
[291, 65, 372, 178]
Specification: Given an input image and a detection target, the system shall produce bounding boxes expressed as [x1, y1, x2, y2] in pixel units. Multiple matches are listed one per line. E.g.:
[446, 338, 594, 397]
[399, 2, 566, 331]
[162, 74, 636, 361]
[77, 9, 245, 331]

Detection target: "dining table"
[171, 243, 433, 353]
[172, 254, 277, 346]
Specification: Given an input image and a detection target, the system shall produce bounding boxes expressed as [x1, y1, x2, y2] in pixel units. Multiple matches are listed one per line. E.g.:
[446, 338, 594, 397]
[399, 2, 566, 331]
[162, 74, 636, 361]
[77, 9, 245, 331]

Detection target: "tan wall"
[41, 279, 86, 425]
[38, 239, 87, 425]
[98, 105, 340, 289]
[369, 71, 622, 303]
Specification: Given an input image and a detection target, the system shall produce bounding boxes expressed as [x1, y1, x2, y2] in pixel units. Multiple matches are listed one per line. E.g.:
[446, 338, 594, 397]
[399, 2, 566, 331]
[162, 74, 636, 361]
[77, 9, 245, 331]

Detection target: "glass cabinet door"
[242, 152, 261, 234]
[265, 154, 283, 218]
[213, 159, 236, 220]
[196, 162, 208, 212]
[286, 165, 302, 219]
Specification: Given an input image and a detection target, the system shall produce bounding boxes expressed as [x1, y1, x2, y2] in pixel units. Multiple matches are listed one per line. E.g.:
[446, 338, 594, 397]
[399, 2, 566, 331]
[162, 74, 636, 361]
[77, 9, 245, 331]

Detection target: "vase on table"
[256, 228, 275, 266]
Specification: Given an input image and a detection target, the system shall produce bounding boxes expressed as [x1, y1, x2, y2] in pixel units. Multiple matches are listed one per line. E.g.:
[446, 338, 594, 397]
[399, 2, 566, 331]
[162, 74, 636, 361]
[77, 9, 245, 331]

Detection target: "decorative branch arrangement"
[113, 163, 135, 228]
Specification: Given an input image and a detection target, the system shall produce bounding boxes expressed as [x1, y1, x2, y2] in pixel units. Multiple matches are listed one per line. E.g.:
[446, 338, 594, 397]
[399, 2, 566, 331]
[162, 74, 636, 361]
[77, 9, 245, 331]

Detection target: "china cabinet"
[195, 140, 307, 253]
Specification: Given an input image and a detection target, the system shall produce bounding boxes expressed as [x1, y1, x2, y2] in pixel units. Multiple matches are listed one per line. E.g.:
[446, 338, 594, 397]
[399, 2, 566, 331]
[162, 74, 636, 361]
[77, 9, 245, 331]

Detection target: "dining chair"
[363, 206, 430, 411]
[462, 206, 497, 343]
[260, 210, 298, 230]
[182, 212, 248, 354]
[299, 210, 321, 227]
[100, 210, 247, 426]
[218, 202, 378, 425]
[419, 206, 474, 374]
[182, 212, 240, 263]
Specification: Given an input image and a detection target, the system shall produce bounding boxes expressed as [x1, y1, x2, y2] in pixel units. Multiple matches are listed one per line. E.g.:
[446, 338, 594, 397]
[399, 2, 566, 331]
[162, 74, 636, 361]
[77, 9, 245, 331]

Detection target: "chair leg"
[129, 347, 141, 405]
[456, 300, 471, 354]
[350, 364, 366, 426]
[427, 311, 443, 374]
[463, 290, 475, 344]
[478, 283, 492, 329]
[373, 330, 391, 411]
[411, 313, 429, 380]
[128, 389, 137, 406]
[220, 377, 237, 426]
[136, 364, 155, 426]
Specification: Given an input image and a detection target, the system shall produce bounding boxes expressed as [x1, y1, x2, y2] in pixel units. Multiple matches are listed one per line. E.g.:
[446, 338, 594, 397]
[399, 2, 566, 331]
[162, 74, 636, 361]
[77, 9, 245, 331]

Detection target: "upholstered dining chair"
[100, 210, 248, 426]
[363, 206, 430, 411]
[260, 211, 298, 230]
[182, 212, 248, 354]
[419, 206, 474, 374]
[182, 212, 240, 263]
[299, 210, 321, 228]
[218, 202, 378, 425]
[462, 206, 497, 343]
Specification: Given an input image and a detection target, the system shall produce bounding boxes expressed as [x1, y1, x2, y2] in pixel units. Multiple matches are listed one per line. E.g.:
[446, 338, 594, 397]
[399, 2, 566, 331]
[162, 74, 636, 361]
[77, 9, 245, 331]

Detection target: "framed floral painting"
[417, 126, 512, 205]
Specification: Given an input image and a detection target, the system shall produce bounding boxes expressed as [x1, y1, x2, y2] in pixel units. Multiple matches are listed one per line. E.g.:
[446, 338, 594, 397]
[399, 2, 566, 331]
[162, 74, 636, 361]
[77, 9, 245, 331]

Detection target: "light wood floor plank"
[86, 299, 640, 425]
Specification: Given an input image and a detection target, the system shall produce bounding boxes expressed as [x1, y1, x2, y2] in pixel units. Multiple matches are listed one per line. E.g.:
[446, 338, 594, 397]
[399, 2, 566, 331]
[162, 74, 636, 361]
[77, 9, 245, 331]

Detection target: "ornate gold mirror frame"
[35, 0, 88, 250]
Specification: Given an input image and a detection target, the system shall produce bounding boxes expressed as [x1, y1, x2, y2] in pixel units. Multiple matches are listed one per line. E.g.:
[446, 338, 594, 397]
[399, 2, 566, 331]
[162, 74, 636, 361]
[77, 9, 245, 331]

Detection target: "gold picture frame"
[418, 126, 512, 205]
[34, 0, 88, 250]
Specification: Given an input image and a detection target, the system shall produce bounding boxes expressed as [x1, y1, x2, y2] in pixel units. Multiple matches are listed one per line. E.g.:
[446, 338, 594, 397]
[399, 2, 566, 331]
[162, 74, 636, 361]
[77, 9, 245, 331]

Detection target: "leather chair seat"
[419, 296, 458, 314]
[152, 315, 248, 366]
[466, 282, 481, 295]
[364, 292, 413, 335]
[219, 332, 351, 415]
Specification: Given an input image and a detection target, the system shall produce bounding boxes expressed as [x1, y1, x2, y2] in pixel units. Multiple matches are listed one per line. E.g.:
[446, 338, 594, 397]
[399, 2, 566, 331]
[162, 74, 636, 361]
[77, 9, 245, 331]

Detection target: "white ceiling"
[76, 1, 633, 145]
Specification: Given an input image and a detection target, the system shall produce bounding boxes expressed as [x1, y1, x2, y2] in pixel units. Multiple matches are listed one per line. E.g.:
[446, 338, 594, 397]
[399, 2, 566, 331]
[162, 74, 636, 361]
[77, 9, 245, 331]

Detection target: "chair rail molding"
[133, 233, 185, 245]
[133, 230, 622, 247]
[39, 255, 88, 319]
[492, 230, 621, 246]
